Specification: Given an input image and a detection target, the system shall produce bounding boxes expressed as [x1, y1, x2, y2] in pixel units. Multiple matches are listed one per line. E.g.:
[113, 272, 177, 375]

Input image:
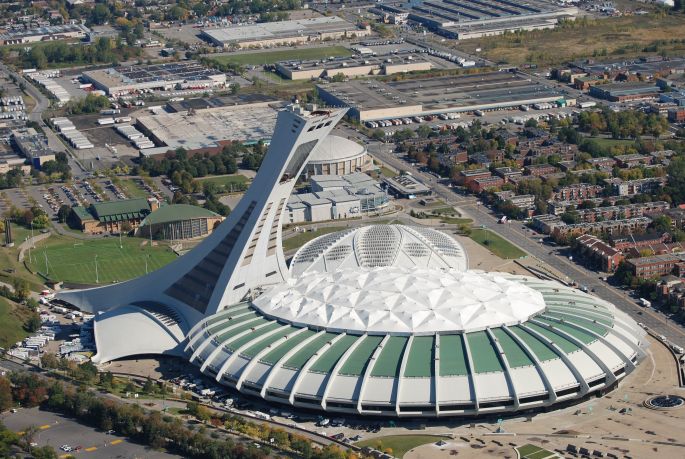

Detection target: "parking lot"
[1, 407, 180, 458]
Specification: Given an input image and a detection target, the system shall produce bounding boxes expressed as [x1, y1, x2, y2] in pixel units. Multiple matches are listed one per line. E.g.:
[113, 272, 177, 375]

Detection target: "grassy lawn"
[0, 297, 31, 349]
[457, 14, 685, 66]
[439, 216, 472, 225]
[355, 435, 447, 458]
[586, 137, 637, 149]
[117, 179, 150, 199]
[380, 166, 397, 178]
[26, 235, 178, 285]
[0, 223, 46, 291]
[470, 229, 526, 259]
[208, 46, 352, 66]
[197, 174, 250, 191]
[282, 226, 347, 252]
[516, 443, 556, 459]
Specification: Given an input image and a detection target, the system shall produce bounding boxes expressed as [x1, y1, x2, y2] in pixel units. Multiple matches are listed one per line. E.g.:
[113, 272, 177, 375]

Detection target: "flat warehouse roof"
[137, 104, 278, 151]
[202, 16, 356, 43]
[318, 72, 562, 115]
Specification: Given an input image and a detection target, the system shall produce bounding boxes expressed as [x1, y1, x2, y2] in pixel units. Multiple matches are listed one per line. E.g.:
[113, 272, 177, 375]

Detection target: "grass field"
[197, 174, 250, 191]
[26, 236, 178, 285]
[116, 179, 150, 199]
[457, 14, 685, 66]
[208, 46, 352, 66]
[355, 435, 446, 458]
[516, 443, 557, 459]
[282, 226, 347, 252]
[586, 137, 637, 149]
[470, 229, 526, 259]
[0, 297, 31, 349]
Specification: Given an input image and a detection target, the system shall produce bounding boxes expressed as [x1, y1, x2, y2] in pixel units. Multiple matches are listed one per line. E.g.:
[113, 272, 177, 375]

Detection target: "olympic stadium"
[56, 103, 648, 419]
[185, 225, 646, 418]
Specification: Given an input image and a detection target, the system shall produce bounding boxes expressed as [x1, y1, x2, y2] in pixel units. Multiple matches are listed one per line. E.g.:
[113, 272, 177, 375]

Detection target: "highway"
[363, 139, 685, 349]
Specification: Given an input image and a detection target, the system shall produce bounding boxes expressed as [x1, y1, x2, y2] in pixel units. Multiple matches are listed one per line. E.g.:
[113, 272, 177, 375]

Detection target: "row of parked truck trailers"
[365, 113, 461, 128]
[51, 117, 94, 149]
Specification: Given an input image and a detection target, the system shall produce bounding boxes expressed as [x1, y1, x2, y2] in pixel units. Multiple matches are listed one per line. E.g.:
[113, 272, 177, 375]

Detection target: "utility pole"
[95, 254, 99, 284]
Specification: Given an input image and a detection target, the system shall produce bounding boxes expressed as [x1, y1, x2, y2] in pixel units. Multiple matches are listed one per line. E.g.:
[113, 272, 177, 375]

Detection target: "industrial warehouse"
[377, 0, 578, 40]
[200, 16, 371, 49]
[82, 61, 227, 97]
[317, 71, 566, 121]
[55, 104, 646, 419]
[275, 53, 432, 81]
[0, 23, 89, 45]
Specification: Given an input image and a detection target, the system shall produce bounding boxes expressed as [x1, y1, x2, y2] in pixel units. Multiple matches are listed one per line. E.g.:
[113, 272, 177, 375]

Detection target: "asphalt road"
[1, 407, 180, 459]
[366, 143, 685, 349]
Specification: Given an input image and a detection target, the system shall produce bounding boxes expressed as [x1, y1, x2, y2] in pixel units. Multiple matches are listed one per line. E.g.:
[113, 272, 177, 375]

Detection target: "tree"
[0, 377, 12, 412]
[650, 215, 672, 234]
[370, 129, 385, 141]
[666, 157, 685, 205]
[32, 214, 49, 229]
[25, 313, 42, 333]
[57, 205, 71, 224]
[12, 278, 29, 302]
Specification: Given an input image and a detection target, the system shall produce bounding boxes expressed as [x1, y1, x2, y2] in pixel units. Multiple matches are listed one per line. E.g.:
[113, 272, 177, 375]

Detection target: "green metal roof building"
[138, 204, 224, 240]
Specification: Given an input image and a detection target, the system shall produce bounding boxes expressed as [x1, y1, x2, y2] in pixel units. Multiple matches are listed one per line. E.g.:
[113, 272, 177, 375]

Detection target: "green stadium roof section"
[89, 198, 152, 222]
[140, 204, 220, 226]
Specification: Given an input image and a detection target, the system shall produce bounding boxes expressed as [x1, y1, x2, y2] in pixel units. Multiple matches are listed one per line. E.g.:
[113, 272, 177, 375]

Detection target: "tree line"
[0, 371, 361, 459]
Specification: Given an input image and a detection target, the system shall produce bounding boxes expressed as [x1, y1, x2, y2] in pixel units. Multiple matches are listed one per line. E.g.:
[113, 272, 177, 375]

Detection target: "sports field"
[26, 236, 177, 285]
[516, 443, 557, 459]
[209, 46, 352, 66]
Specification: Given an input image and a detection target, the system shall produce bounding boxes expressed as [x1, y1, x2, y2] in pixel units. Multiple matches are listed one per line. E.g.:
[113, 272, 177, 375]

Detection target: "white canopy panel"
[253, 267, 546, 334]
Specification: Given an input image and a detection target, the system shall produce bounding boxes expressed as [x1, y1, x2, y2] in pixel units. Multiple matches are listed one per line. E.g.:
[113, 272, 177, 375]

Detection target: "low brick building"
[626, 253, 685, 279]
[575, 234, 624, 272]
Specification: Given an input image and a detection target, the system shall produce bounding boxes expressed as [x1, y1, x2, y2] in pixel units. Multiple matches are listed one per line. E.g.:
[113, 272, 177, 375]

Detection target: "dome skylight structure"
[289, 225, 468, 276]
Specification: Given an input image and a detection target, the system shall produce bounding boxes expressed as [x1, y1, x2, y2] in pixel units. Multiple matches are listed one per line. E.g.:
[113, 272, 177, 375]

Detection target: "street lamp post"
[95, 254, 99, 284]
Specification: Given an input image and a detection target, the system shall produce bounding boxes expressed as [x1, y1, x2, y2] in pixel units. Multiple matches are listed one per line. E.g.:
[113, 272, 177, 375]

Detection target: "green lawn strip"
[25, 235, 177, 284]
[585, 137, 637, 148]
[439, 216, 472, 225]
[196, 174, 250, 190]
[282, 226, 347, 252]
[0, 297, 31, 349]
[355, 435, 447, 458]
[117, 179, 149, 199]
[515, 443, 559, 459]
[209, 46, 352, 66]
[380, 166, 397, 178]
[469, 228, 526, 259]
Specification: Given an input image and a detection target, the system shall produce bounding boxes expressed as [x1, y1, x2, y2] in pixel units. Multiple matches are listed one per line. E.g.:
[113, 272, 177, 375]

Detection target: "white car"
[60, 445, 72, 452]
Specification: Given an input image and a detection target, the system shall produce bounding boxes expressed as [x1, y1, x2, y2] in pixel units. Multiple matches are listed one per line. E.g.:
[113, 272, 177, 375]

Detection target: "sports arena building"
[56, 103, 647, 418]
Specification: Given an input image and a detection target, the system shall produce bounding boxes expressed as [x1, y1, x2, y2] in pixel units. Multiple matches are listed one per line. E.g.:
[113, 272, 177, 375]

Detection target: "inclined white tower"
[56, 104, 348, 362]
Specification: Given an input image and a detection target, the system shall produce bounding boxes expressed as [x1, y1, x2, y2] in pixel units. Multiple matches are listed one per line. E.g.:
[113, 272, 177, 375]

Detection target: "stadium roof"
[289, 225, 467, 277]
[309, 135, 365, 164]
[141, 204, 220, 226]
[186, 270, 646, 416]
[253, 267, 546, 334]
